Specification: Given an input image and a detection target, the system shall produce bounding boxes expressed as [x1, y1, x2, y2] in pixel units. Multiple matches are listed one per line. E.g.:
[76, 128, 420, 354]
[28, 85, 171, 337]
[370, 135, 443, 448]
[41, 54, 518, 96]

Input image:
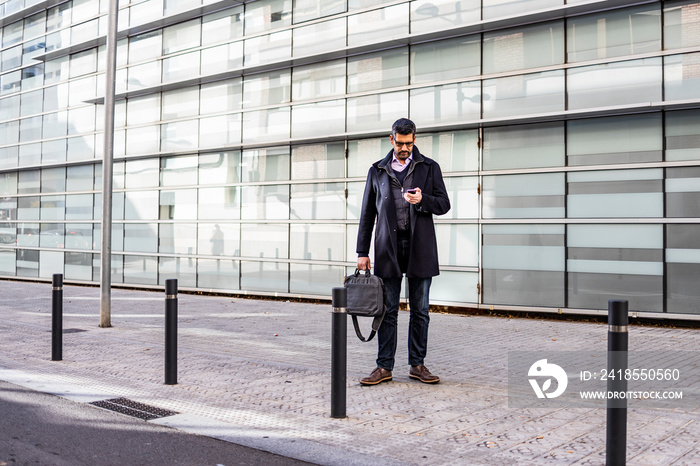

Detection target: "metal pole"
[99, 0, 119, 328]
[606, 299, 628, 466]
[51, 274, 63, 361]
[331, 287, 347, 419]
[165, 279, 178, 385]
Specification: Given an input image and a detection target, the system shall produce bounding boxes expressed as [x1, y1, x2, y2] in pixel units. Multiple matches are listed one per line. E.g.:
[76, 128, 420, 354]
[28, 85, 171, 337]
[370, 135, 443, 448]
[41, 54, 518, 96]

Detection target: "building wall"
[1, 0, 700, 316]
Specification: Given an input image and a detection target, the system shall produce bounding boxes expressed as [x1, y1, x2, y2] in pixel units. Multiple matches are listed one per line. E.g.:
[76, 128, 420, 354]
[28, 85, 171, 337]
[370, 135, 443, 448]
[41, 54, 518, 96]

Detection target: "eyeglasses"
[394, 141, 414, 148]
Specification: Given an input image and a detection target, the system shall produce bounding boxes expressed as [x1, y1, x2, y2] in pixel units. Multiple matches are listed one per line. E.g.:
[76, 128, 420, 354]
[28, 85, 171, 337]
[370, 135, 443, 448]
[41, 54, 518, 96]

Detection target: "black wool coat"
[356, 147, 451, 279]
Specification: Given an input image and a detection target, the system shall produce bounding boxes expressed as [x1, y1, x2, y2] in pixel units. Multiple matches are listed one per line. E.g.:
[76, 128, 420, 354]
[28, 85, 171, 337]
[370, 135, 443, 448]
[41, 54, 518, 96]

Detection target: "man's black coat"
[356, 147, 451, 279]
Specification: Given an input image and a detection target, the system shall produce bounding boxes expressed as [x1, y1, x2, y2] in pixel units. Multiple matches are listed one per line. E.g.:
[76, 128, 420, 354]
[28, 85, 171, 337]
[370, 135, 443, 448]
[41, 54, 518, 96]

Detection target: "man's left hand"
[404, 187, 422, 205]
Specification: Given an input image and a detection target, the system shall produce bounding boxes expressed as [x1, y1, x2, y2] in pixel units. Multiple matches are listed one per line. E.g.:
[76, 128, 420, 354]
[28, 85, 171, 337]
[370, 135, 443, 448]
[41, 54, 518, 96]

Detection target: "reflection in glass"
[290, 183, 345, 220]
[484, 22, 564, 73]
[666, 224, 700, 313]
[290, 224, 344, 260]
[484, 123, 564, 170]
[410, 0, 480, 34]
[483, 71, 564, 118]
[483, 173, 564, 218]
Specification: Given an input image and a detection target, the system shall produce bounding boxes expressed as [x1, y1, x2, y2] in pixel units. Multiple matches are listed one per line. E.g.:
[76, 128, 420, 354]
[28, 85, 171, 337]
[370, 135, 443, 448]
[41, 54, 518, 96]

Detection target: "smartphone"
[406, 188, 418, 194]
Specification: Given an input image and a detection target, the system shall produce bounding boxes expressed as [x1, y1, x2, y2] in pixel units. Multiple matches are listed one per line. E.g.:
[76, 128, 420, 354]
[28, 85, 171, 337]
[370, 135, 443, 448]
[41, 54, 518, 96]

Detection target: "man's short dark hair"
[392, 118, 416, 138]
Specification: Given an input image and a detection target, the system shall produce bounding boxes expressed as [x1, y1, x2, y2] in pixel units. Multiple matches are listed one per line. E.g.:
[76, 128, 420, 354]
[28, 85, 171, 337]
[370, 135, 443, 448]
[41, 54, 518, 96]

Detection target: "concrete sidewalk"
[0, 280, 698, 465]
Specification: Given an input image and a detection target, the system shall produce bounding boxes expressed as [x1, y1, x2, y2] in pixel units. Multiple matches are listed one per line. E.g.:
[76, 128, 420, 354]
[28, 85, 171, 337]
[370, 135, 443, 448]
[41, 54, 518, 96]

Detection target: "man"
[356, 118, 451, 386]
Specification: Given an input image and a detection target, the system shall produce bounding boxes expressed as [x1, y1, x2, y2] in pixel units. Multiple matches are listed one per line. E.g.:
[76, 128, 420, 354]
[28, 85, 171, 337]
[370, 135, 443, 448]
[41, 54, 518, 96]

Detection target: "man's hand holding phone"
[404, 187, 422, 204]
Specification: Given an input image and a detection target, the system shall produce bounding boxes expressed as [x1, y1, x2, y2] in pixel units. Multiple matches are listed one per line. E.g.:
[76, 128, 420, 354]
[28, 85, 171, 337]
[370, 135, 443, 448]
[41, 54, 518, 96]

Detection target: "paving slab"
[0, 280, 698, 465]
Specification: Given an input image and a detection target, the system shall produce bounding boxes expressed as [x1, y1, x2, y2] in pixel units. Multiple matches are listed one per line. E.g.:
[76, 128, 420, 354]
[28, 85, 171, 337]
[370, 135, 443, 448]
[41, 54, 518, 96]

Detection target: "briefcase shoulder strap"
[350, 313, 384, 342]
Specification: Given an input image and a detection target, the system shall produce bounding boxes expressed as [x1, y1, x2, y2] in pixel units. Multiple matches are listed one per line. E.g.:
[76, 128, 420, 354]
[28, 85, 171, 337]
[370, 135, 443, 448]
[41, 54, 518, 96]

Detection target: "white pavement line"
[152, 413, 407, 466]
[0, 367, 114, 403]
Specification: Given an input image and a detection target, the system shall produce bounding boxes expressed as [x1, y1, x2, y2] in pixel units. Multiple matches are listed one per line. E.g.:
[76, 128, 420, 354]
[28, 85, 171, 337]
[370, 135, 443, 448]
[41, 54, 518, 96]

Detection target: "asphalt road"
[0, 381, 316, 466]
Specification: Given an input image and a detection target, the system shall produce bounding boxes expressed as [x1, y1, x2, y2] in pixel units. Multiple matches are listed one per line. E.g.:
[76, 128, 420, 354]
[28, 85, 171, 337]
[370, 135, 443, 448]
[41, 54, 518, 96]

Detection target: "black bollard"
[51, 274, 63, 361]
[606, 299, 628, 466]
[165, 279, 178, 385]
[331, 287, 347, 419]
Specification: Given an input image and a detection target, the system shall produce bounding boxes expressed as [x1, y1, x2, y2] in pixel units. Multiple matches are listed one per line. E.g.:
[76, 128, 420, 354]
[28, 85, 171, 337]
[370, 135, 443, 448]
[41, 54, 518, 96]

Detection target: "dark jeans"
[376, 236, 432, 370]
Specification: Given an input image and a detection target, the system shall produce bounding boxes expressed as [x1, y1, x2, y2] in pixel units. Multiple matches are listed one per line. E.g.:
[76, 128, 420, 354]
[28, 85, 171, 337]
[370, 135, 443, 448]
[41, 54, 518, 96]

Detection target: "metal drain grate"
[90, 398, 179, 421]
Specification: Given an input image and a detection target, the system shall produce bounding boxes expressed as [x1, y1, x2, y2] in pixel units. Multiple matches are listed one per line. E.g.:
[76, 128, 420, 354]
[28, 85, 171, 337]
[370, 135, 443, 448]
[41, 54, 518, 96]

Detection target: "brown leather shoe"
[360, 367, 392, 386]
[409, 365, 440, 384]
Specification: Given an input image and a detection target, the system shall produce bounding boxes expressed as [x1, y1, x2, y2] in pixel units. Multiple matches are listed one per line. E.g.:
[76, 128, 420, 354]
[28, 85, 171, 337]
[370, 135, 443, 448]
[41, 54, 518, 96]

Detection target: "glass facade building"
[1, 0, 700, 318]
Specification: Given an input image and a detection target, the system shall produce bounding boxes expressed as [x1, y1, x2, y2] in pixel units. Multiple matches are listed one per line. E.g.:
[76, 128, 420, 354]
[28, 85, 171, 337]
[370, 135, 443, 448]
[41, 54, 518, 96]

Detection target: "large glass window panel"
[241, 108, 290, 143]
[666, 109, 700, 162]
[199, 114, 242, 147]
[436, 224, 478, 267]
[65, 251, 92, 281]
[93, 192, 125, 221]
[18, 171, 40, 194]
[483, 224, 565, 307]
[64, 223, 92, 249]
[159, 189, 196, 220]
[19, 116, 42, 142]
[201, 79, 242, 115]
[409, 82, 480, 127]
[1, 45, 21, 71]
[347, 137, 392, 178]
[128, 31, 163, 64]
[567, 6, 661, 62]
[290, 264, 344, 295]
[241, 223, 288, 258]
[0, 251, 16, 275]
[197, 223, 239, 256]
[158, 256, 196, 287]
[244, 0, 292, 35]
[241, 185, 289, 219]
[19, 143, 41, 166]
[123, 254, 157, 285]
[243, 70, 291, 108]
[20, 89, 42, 116]
[202, 7, 243, 46]
[243, 31, 292, 66]
[68, 76, 97, 107]
[67, 106, 95, 135]
[124, 224, 158, 252]
[159, 223, 196, 254]
[93, 223, 124, 251]
[666, 224, 700, 314]
[66, 135, 96, 162]
[292, 60, 345, 101]
[484, 22, 564, 74]
[443, 177, 479, 219]
[289, 223, 344, 260]
[568, 224, 662, 312]
[567, 114, 662, 166]
[0, 95, 20, 120]
[410, 0, 480, 34]
[2, 21, 23, 48]
[65, 194, 93, 220]
[162, 87, 199, 120]
[0, 121, 19, 145]
[66, 165, 93, 191]
[567, 58, 662, 110]
[21, 64, 45, 91]
[293, 0, 345, 23]
[126, 94, 160, 125]
[0, 70, 21, 96]
[242, 147, 289, 182]
[413, 130, 479, 173]
[347, 49, 408, 93]
[346, 181, 364, 221]
[47, 3, 71, 32]
[198, 258, 240, 290]
[483, 71, 564, 118]
[410, 36, 480, 84]
[43, 84, 68, 113]
[198, 187, 240, 220]
[161, 155, 197, 186]
[124, 191, 159, 219]
[483, 173, 564, 218]
[665, 1, 700, 49]
[667, 167, 700, 217]
[291, 100, 345, 138]
[567, 169, 663, 218]
[483, 123, 564, 170]
[665, 53, 700, 101]
[241, 261, 288, 292]
[24, 11, 47, 39]
[292, 18, 346, 57]
[127, 61, 162, 90]
[0, 147, 19, 169]
[17, 197, 40, 220]
[161, 119, 199, 151]
[17, 223, 39, 246]
[347, 91, 408, 133]
[39, 251, 64, 279]
[44, 58, 69, 85]
[291, 143, 345, 180]
[126, 126, 160, 154]
[348, 4, 408, 46]
[199, 151, 241, 185]
[129, 0, 163, 27]
[42, 111, 67, 138]
[162, 51, 200, 82]
[40, 223, 64, 247]
[41, 167, 66, 192]
[0, 173, 17, 194]
[201, 42, 244, 74]
[16, 249, 39, 277]
[69, 49, 97, 78]
[163, 19, 201, 55]
[431, 271, 479, 304]
[290, 183, 345, 220]
[164, 0, 198, 16]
